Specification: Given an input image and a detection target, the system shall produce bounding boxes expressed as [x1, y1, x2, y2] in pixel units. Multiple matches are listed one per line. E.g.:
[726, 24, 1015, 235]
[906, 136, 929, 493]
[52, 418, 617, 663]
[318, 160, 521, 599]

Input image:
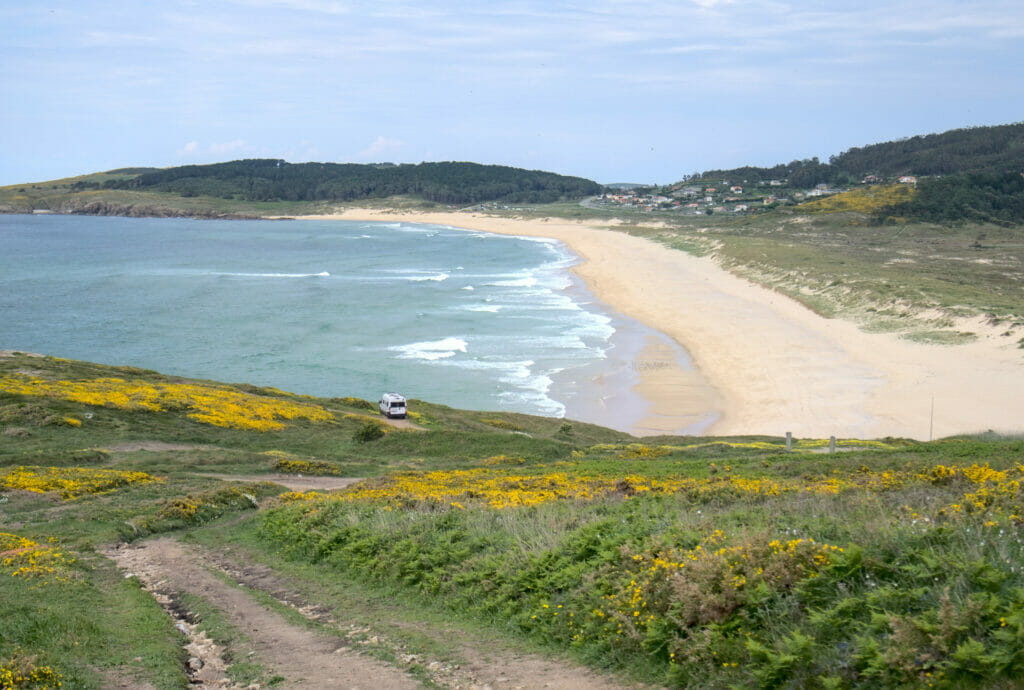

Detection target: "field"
[2, 352, 1024, 688]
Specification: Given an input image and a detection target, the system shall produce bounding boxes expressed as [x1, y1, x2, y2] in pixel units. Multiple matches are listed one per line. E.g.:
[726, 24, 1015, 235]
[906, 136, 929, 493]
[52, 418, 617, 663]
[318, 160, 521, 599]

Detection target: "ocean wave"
[566, 313, 615, 341]
[405, 272, 450, 282]
[486, 276, 537, 288]
[436, 357, 565, 417]
[461, 285, 475, 291]
[214, 271, 329, 278]
[390, 337, 468, 361]
[462, 304, 501, 312]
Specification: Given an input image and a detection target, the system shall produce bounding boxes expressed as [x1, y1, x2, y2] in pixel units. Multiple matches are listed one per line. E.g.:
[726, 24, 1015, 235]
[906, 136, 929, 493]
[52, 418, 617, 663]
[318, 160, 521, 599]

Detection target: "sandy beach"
[297, 209, 1024, 440]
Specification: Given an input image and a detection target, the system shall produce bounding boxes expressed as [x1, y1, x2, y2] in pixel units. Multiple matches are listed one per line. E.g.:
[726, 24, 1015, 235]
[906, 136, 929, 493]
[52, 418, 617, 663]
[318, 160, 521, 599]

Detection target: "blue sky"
[2, 0, 1022, 186]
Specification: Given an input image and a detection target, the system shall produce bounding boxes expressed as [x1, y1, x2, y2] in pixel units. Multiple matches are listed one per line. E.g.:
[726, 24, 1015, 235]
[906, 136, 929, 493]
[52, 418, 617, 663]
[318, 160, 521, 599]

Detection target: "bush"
[353, 420, 386, 443]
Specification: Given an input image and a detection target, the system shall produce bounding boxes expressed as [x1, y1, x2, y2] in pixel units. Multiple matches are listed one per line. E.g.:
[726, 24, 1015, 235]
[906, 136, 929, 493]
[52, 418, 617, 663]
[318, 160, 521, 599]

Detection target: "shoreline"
[296, 209, 1024, 440]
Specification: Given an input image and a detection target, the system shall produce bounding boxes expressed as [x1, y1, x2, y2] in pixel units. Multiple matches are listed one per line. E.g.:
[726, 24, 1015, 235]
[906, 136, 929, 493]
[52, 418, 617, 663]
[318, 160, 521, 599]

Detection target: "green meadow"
[2, 352, 1024, 688]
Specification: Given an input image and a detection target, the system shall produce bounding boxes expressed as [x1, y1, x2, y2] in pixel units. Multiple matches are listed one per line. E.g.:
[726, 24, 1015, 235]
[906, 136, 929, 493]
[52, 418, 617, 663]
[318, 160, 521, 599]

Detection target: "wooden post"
[929, 396, 934, 442]
[785, 431, 792, 452]
[829, 436, 836, 453]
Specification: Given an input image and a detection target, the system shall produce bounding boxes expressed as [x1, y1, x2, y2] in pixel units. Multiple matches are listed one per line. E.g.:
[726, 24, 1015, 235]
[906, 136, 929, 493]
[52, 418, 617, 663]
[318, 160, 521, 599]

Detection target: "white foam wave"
[215, 271, 329, 278]
[436, 357, 565, 417]
[486, 276, 537, 288]
[405, 272, 449, 282]
[461, 285, 475, 291]
[462, 304, 501, 312]
[390, 337, 468, 361]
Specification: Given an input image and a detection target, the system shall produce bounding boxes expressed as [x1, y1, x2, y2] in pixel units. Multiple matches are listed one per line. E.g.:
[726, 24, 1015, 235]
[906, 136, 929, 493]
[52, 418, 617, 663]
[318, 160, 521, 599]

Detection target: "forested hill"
[87, 160, 603, 205]
[695, 122, 1024, 187]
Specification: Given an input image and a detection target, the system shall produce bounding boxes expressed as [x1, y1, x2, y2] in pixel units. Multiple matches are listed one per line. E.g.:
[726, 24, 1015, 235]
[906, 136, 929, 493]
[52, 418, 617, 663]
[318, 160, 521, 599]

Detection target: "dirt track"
[105, 481, 639, 689]
[108, 538, 419, 688]
[197, 473, 364, 492]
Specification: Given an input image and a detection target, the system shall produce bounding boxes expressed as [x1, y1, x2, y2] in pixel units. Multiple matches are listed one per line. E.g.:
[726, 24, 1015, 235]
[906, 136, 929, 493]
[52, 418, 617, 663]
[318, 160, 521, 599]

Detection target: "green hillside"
[0, 160, 603, 218]
[3, 352, 1024, 688]
[696, 122, 1024, 188]
[85, 159, 602, 205]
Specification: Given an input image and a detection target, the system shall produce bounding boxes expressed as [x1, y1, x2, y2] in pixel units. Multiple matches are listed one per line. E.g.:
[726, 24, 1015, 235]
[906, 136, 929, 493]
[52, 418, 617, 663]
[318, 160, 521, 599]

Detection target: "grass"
[2, 350, 1024, 687]
[0, 547, 187, 688]
[258, 445, 1024, 688]
[188, 517, 635, 687]
[625, 211, 1024, 341]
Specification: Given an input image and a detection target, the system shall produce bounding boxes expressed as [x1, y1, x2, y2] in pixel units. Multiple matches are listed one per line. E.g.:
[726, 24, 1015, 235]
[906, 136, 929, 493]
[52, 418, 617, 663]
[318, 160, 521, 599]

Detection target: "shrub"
[272, 457, 342, 476]
[480, 418, 522, 431]
[353, 420, 386, 443]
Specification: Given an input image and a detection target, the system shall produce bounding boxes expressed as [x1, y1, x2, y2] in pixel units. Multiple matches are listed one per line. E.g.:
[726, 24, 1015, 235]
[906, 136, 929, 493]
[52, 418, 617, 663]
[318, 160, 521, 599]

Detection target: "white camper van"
[379, 392, 407, 419]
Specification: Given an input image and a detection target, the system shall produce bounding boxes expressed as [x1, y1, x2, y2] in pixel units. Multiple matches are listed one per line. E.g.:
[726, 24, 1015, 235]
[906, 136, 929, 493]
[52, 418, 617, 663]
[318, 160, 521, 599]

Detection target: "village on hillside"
[597, 174, 919, 215]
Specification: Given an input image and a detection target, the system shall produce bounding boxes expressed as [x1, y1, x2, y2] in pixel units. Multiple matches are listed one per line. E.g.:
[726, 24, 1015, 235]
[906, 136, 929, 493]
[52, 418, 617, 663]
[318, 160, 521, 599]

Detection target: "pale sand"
[295, 209, 1024, 440]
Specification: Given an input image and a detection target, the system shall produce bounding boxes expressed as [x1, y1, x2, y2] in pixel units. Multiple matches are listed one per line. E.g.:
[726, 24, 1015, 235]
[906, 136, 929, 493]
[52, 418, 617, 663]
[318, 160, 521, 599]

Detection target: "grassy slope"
[0, 352, 614, 686]
[2, 353, 1024, 688]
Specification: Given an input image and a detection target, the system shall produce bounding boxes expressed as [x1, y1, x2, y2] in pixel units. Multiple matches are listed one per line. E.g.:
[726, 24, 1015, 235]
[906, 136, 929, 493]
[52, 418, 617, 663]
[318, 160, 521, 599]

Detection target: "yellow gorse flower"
[799, 183, 915, 214]
[280, 463, 1024, 519]
[0, 466, 161, 499]
[0, 374, 333, 431]
[0, 532, 76, 583]
[0, 649, 63, 689]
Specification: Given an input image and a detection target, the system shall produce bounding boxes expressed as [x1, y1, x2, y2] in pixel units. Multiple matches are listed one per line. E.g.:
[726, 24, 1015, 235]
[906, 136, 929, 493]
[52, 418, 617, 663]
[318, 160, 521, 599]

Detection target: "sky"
[2, 1, 1022, 186]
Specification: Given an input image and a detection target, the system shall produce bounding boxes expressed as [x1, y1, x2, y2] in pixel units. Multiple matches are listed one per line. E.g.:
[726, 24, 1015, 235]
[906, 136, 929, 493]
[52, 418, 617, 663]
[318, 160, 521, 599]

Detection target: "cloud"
[209, 139, 248, 155]
[226, 0, 351, 15]
[689, 0, 734, 8]
[177, 140, 248, 159]
[353, 136, 404, 161]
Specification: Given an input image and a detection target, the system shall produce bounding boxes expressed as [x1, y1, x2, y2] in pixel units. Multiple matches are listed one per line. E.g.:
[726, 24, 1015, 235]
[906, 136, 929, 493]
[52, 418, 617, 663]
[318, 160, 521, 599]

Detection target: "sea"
[1, 213, 687, 427]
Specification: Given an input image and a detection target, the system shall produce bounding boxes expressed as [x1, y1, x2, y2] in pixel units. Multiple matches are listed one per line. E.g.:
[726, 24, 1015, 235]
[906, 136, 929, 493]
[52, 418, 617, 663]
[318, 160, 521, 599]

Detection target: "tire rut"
[105, 538, 643, 689]
[105, 538, 419, 689]
[197, 544, 641, 690]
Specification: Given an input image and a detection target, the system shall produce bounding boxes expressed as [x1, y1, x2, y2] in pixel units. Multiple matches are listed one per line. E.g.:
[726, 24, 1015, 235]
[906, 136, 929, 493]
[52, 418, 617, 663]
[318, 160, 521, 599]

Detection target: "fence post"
[785, 431, 792, 452]
[829, 436, 836, 453]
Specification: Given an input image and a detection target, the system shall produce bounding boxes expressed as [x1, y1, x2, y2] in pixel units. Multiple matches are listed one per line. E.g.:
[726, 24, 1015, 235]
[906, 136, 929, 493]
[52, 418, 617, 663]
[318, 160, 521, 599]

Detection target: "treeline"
[694, 123, 1024, 187]
[84, 159, 602, 204]
[876, 171, 1024, 226]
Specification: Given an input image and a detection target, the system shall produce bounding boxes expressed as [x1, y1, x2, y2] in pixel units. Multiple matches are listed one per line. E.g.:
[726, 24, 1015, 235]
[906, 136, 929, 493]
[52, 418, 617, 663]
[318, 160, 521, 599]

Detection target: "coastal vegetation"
[2, 351, 1024, 687]
[696, 122, 1024, 187]
[80, 159, 603, 205]
[874, 171, 1024, 226]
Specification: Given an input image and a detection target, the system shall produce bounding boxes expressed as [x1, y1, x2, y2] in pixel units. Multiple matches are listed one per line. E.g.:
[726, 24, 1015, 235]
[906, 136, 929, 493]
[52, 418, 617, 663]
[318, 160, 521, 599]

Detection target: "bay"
[0, 214, 618, 416]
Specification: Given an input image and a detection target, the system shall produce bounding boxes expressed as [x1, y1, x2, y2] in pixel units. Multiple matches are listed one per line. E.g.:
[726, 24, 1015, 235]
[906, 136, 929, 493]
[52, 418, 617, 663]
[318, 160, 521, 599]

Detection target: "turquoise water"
[1, 214, 623, 417]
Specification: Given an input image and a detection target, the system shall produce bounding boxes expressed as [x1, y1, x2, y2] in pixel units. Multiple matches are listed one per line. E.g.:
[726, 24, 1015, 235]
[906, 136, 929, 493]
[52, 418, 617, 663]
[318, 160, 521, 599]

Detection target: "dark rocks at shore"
[1, 200, 262, 220]
[66, 200, 262, 220]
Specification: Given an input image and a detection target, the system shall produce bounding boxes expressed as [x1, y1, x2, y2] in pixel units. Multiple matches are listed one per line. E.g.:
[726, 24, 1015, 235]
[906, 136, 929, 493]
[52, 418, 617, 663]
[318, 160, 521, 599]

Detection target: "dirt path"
[106, 538, 640, 689]
[107, 538, 419, 688]
[381, 416, 424, 430]
[197, 473, 364, 492]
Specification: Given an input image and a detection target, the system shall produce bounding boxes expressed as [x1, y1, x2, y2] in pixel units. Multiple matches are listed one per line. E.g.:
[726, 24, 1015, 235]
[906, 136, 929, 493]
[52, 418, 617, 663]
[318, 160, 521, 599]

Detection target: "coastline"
[296, 209, 1024, 440]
